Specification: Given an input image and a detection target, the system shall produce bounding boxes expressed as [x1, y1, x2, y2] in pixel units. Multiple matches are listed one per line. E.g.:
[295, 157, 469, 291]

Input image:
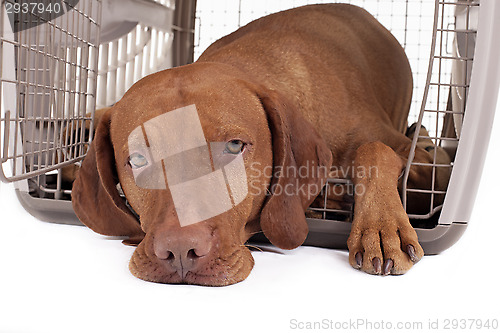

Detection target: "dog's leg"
[347, 141, 424, 275]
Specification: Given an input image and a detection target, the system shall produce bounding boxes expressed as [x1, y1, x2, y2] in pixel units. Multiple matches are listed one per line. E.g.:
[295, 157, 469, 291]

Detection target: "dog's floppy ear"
[258, 90, 333, 249]
[72, 107, 145, 240]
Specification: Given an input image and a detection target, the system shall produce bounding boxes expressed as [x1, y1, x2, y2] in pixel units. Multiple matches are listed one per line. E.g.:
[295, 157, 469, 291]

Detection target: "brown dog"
[72, 4, 437, 285]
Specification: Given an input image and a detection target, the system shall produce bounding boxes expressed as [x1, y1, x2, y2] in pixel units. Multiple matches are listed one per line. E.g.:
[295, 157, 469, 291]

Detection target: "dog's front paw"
[346, 213, 424, 275]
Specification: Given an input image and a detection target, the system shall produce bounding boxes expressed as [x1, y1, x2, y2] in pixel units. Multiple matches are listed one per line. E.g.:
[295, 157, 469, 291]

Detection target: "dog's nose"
[153, 225, 213, 278]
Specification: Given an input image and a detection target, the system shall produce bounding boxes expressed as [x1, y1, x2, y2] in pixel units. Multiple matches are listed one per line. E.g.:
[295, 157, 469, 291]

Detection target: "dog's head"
[72, 63, 332, 286]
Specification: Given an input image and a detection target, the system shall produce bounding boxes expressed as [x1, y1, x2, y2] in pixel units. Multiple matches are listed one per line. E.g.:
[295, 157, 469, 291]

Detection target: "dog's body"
[72, 4, 438, 285]
[200, 4, 413, 159]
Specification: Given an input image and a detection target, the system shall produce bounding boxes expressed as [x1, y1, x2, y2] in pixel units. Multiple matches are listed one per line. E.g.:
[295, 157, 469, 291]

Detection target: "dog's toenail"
[383, 259, 393, 275]
[372, 257, 381, 274]
[407, 245, 418, 262]
[355, 252, 363, 268]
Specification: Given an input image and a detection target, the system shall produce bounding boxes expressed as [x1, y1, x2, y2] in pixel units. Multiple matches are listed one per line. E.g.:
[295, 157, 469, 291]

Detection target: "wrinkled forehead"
[128, 104, 206, 161]
[113, 84, 265, 140]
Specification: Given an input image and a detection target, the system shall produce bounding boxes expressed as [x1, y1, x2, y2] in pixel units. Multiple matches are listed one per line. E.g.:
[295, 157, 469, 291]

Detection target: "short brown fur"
[72, 4, 443, 285]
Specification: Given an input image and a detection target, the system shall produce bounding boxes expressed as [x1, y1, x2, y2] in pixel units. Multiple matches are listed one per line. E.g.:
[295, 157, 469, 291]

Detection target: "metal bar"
[0, 153, 86, 182]
[1, 111, 10, 163]
[437, 28, 476, 33]
[308, 207, 353, 215]
[410, 162, 453, 167]
[406, 188, 447, 194]
[438, 1, 479, 5]
[422, 109, 464, 114]
[418, 135, 460, 141]
[407, 205, 443, 220]
[429, 82, 469, 88]
[402, 0, 441, 210]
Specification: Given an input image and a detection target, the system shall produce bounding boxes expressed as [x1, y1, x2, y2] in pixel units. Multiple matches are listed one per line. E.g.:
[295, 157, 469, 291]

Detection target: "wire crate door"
[0, 0, 101, 182]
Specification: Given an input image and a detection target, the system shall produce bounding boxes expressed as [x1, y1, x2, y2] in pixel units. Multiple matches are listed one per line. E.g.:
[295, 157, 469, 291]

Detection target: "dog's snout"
[153, 225, 214, 278]
[157, 238, 211, 261]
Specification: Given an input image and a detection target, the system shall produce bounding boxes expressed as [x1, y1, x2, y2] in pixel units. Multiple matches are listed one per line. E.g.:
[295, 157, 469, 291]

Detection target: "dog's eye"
[225, 140, 245, 154]
[128, 152, 149, 169]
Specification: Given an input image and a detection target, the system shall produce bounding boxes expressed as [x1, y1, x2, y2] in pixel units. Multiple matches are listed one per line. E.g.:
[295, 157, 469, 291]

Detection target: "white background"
[1, 2, 500, 333]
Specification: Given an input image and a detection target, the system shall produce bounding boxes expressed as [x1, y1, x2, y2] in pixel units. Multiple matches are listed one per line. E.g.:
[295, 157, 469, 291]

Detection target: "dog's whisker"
[242, 244, 264, 252]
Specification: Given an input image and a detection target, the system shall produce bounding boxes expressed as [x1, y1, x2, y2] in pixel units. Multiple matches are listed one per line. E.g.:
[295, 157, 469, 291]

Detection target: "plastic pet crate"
[1, 0, 499, 255]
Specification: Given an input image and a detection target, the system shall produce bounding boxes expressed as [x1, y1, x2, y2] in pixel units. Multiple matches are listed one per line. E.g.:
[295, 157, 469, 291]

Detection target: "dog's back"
[199, 4, 413, 150]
